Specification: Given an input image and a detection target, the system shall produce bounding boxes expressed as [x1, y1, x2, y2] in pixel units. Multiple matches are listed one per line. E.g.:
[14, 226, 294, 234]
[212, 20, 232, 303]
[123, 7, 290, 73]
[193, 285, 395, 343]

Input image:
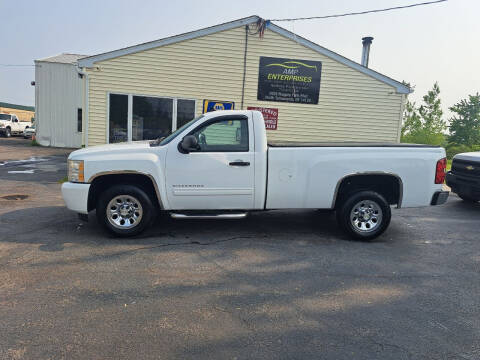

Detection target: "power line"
[270, 0, 447, 22]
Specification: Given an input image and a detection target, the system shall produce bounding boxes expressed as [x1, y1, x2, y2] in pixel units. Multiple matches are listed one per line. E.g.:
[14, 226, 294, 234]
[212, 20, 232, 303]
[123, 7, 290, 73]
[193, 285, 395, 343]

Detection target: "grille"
[452, 159, 480, 177]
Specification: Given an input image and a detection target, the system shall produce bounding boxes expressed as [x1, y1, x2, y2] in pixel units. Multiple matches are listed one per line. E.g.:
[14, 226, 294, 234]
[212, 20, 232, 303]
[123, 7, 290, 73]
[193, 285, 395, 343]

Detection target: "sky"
[1, 0, 478, 119]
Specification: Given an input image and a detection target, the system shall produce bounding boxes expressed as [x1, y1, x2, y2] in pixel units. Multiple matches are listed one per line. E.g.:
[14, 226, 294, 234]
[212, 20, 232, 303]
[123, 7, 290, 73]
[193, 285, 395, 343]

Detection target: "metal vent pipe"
[361, 36, 374, 67]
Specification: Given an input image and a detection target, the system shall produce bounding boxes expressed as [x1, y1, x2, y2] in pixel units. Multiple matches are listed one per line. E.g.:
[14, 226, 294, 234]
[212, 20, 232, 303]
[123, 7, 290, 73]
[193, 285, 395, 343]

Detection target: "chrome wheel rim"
[350, 200, 383, 233]
[106, 195, 143, 229]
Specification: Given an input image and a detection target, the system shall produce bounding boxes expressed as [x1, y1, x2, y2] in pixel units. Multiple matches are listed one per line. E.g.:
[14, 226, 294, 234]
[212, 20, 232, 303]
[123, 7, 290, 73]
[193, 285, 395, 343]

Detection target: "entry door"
[165, 116, 255, 210]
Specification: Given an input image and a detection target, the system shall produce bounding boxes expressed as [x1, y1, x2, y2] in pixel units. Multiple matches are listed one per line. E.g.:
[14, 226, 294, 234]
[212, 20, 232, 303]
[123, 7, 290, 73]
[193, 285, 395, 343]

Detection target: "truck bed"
[268, 141, 441, 148]
[266, 142, 445, 210]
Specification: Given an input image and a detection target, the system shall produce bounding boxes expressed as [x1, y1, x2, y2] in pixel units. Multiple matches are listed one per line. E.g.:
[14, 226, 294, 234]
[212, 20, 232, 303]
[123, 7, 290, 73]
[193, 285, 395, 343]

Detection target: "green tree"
[401, 82, 446, 145]
[401, 100, 421, 138]
[448, 93, 480, 147]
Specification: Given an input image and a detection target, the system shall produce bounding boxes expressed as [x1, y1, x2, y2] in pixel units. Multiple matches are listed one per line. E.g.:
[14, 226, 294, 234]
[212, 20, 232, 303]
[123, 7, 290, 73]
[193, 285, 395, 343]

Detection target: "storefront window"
[132, 96, 173, 141]
[176, 99, 196, 129]
[109, 94, 128, 143]
[108, 94, 196, 143]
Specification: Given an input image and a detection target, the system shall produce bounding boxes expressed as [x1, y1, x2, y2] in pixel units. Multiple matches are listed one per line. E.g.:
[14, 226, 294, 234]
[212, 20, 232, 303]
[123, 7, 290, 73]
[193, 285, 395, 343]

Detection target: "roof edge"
[77, 15, 410, 94]
[35, 53, 88, 65]
[78, 15, 260, 68]
[267, 22, 411, 94]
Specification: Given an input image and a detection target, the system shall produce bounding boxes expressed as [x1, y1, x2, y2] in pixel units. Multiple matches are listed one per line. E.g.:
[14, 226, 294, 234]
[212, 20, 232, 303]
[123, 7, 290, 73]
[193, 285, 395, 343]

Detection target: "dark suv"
[446, 152, 480, 202]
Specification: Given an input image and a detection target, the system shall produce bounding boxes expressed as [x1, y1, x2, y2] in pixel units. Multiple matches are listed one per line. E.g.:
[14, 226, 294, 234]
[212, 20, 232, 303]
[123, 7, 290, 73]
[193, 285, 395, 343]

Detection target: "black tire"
[336, 190, 391, 241]
[96, 184, 156, 237]
[5, 127, 11, 138]
[457, 192, 479, 203]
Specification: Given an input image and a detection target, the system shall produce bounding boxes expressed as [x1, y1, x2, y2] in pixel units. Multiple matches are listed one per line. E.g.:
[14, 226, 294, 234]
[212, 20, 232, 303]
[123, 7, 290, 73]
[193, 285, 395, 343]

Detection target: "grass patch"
[58, 176, 68, 184]
[447, 159, 452, 171]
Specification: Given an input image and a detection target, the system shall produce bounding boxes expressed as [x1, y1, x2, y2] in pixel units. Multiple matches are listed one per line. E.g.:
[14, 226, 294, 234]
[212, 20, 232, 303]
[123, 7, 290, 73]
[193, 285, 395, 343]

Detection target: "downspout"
[397, 94, 406, 143]
[78, 67, 89, 147]
[240, 25, 248, 110]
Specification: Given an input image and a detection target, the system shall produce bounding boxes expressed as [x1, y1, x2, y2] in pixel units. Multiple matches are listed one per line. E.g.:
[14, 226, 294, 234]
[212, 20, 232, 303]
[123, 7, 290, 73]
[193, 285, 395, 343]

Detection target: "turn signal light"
[435, 158, 447, 184]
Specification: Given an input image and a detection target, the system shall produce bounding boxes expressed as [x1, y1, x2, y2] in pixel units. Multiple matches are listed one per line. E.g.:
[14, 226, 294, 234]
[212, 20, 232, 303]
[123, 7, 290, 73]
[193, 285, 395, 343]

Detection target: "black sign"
[257, 57, 322, 104]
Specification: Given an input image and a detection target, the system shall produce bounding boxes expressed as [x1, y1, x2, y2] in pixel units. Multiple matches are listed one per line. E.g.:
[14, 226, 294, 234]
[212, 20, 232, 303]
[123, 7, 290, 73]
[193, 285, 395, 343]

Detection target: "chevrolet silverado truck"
[446, 152, 480, 202]
[0, 113, 31, 137]
[62, 110, 449, 240]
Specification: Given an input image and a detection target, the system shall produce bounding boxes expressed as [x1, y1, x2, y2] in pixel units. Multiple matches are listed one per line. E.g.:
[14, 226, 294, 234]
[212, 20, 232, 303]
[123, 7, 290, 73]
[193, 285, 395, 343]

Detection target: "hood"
[69, 141, 153, 160]
[454, 151, 480, 162]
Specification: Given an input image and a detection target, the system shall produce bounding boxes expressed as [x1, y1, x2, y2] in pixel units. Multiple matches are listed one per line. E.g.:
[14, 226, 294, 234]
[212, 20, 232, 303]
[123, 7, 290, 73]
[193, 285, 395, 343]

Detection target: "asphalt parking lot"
[0, 137, 479, 360]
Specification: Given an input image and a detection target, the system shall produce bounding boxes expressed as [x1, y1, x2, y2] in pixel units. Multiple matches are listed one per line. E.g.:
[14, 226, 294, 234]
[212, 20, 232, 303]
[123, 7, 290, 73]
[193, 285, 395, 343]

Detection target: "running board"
[170, 212, 247, 220]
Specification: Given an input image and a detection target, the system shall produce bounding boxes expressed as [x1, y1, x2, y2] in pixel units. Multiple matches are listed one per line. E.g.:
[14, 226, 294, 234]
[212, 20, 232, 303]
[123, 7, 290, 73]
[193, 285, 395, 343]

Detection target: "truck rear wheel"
[336, 190, 391, 241]
[96, 184, 155, 237]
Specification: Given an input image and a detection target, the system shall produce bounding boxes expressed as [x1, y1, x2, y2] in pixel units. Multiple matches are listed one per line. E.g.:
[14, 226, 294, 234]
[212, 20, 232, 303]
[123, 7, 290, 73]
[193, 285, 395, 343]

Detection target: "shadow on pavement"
[0, 202, 478, 359]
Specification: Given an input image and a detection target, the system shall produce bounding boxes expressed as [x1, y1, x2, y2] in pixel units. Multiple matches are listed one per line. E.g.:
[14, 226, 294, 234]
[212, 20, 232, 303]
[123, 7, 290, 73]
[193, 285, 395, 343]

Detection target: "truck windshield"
[158, 115, 204, 146]
[0, 114, 11, 120]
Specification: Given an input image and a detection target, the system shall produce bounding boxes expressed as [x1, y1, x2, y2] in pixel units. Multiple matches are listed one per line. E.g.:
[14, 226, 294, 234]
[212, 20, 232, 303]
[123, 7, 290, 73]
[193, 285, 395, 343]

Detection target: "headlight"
[68, 160, 85, 183]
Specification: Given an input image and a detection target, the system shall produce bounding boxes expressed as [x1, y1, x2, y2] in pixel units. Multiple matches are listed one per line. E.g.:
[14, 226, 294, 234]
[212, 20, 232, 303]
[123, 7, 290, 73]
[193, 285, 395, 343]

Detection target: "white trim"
[84, 70, 89, 146]
[106, 91, 110, 144]
[77, 16, 410, 94]
[127, 95, 133, 142]
[172, 98, 178, 131]
[78, 16, 259, 68]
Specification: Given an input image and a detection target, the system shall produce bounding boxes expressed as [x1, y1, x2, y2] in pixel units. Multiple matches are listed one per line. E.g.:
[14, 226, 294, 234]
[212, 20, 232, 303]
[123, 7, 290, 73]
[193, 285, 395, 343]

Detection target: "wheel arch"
[87, 171, 163, 212]
[332, 172, 403, 209]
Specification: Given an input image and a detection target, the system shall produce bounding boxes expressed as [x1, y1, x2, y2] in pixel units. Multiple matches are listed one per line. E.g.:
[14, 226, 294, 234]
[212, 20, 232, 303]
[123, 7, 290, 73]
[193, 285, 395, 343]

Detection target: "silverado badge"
[466, 165, 475, 171]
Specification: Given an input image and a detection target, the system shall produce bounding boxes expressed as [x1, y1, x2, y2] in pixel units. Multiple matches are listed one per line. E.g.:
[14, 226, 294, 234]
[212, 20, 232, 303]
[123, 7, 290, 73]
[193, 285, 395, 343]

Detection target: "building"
[34, 53, 86, 147]
[40, 16, 411, 148]
[0, 102, 34, 122]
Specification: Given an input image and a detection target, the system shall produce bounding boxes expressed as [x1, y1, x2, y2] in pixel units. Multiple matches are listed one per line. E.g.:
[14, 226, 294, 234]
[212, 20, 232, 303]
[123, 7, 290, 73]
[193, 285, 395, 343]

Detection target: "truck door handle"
[229, 161, 250, 166]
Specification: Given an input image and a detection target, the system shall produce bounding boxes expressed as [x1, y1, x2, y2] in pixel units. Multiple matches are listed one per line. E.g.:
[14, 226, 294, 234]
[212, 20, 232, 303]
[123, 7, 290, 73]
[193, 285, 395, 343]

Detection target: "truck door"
[11, 116, 20, 133]
[165, 115, 255, 210]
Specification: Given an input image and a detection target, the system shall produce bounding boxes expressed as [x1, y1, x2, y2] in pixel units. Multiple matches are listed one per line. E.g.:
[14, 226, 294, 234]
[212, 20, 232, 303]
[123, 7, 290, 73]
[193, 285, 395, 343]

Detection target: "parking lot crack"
[106, 235, 255, 256]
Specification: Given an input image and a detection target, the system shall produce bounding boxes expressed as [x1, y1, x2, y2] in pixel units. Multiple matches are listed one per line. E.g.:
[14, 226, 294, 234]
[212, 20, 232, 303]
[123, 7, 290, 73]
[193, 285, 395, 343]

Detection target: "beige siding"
[86, 26, 404, 146]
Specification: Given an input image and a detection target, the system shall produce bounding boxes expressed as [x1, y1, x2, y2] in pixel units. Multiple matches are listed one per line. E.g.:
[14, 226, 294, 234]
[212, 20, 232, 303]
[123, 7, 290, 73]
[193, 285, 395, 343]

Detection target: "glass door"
[132, 96, 173, 141]
[109, 94, 128, 143]
[176, 99, 196, 129]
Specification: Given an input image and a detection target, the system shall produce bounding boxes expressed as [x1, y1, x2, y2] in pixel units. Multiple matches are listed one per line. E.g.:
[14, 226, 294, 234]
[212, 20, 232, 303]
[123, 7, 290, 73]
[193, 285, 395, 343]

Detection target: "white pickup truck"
[62, 110, 448, 240]
[0, 113, 31, 137]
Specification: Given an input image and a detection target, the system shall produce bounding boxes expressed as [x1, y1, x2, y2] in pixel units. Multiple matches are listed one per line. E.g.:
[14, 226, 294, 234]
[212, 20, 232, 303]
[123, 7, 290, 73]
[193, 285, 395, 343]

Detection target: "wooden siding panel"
[86, 26, 404, 146]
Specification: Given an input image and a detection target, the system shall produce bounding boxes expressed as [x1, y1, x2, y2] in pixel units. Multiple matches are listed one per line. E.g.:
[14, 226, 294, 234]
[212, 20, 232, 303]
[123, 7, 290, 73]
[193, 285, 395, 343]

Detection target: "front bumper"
[61, 182, 90, 214]
[431, 191, 449, 205]
[446, 171, 480, 198]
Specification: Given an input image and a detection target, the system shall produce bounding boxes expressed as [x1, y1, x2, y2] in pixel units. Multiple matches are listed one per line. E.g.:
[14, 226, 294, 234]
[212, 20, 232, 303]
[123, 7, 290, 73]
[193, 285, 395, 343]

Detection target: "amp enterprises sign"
[257, 57, 322, 104]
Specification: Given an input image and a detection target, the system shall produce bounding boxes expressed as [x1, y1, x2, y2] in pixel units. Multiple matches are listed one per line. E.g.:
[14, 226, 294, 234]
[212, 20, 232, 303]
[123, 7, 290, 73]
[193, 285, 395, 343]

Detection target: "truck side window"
[190, 119, 249, 152]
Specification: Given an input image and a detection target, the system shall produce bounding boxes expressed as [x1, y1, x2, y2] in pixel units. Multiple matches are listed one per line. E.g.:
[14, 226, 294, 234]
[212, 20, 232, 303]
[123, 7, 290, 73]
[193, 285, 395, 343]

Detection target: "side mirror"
[178, 135, 199, 153]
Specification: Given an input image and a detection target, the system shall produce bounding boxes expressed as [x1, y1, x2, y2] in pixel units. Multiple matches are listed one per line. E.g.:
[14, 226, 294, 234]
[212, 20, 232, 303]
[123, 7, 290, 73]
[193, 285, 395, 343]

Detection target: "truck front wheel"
[336, 191, 391, 241]
[5, 127, 11, 137]
[96, 184, 155, 237]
